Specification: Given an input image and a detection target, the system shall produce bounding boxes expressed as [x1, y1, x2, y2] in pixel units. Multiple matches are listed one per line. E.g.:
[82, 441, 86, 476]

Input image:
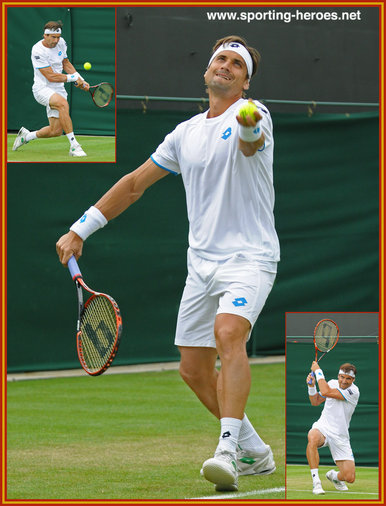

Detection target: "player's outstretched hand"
[56, 231, 84, 266]
[236, 98, 262, 127]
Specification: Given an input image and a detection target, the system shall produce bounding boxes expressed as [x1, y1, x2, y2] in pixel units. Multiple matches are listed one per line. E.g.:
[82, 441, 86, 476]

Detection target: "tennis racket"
[68, 256, 122, 376]
[308, 319, 339, 384]
[88, 82, 114, 108]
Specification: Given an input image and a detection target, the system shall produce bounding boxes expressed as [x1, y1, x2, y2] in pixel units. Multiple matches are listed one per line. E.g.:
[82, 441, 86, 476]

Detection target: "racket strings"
[93, 84, 113, 107]
[79, 295, 118, 372]
[315, 322, 339, 352]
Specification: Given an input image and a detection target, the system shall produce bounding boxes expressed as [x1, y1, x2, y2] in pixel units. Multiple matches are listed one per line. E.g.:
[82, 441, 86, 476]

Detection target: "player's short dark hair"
[211, 35, 261, 78]
[339, 363, 357, 376]
[44, 20, 63, 31]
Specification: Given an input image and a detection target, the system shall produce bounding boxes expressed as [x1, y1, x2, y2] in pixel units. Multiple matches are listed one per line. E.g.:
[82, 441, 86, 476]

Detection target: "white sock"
[66, 132, 78, 147]
[311, 468, 320, 484]
[238, 413, 267, 453]
[216, 417, 242, 455]
[25, 131, 37, 142]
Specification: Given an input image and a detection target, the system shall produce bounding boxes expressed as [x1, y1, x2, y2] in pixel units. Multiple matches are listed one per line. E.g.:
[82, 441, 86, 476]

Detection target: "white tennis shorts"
[311, 421, 355, 462]
[174, 249, 276, 348]
[33, 86, 67, 119]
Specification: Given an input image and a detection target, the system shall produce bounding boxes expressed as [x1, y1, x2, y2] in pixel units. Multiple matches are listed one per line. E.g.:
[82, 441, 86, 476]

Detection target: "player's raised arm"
[56, 158, 169, 265]
[310, 362, 345, 400]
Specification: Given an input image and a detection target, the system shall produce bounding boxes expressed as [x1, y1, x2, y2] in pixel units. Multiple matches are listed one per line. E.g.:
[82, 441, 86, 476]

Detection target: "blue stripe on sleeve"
[150, 155, 178, 175]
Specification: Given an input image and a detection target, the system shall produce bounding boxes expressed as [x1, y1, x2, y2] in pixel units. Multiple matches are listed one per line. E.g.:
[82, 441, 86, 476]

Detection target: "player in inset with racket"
[306, 362, 359, 495]
[12, 20, 90, 157]
[57, 35, 279, 491]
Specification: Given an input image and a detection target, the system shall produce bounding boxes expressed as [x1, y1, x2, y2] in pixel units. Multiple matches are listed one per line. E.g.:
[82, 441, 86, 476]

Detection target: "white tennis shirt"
[318, 379, 360, 439]
[31, 38, 68, 93]
[151, 98, 280, 264]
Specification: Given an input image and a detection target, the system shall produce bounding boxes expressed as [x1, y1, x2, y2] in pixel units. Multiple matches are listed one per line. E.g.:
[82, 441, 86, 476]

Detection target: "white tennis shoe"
[12, 127, 30, 151]
[70, 144, 87, 157]
[202, 450, 238, 491]
[326, 470, 348, 491]
[237, 444, 276, 476]
[313, 481, 325, 495]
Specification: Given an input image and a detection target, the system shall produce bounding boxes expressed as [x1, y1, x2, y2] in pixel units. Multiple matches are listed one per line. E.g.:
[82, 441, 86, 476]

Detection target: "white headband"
[44, 28, 61, 34]
[339, 369, 355, 378]
[208, 42, 253, 79]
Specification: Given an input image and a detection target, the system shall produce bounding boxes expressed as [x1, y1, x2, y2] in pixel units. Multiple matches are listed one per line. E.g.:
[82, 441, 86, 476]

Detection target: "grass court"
[7, 133, 115, 162]
[7, 362, 284, 500]
[286, 464, 379, 500]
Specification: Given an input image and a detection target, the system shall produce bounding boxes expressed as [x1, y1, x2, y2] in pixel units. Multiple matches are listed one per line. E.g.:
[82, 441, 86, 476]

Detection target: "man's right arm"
[56, 158, 169, 265]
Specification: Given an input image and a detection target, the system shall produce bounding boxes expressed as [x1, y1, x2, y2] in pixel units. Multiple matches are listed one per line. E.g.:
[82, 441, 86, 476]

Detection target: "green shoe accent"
[239, 457, 256, 465]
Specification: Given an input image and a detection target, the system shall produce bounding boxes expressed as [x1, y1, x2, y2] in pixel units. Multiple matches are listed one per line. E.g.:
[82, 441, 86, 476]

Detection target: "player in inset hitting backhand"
[57, 35, 280, 491]
[306, 361, 359, 495]
[13, 20, 89, 157]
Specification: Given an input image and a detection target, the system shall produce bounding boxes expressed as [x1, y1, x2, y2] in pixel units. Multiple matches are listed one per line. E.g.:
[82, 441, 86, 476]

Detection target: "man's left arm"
[236, 100, 265, 157]
[62, 58, 89, 91]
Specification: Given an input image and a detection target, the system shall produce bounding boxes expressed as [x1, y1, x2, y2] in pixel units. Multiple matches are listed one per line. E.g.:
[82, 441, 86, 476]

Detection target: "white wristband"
[239, 121, 262, 142]
[308, 385, 317, 396]
[66, 72, 80, 82]
[70, 206, 108, 241]
[314, 369, 325, 382]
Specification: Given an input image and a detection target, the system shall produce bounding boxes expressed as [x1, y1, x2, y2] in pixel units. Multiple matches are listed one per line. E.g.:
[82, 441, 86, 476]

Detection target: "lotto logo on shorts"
[232, 297, 248, 307]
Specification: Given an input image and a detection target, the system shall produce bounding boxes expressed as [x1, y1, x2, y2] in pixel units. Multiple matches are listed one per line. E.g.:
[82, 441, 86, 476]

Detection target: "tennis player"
[306, 361, 359, 495]
[56, 35, 279, 491]
[12, 20, 89, 157]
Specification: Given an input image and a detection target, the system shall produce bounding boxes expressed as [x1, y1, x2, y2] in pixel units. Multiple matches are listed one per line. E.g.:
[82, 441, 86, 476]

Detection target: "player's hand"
[311, 361, 320, 372]
[236, 98, 262, 127]
[306, 373, 316, 386]
[75, 78, 90, 91]
[56, 231, 84, 266]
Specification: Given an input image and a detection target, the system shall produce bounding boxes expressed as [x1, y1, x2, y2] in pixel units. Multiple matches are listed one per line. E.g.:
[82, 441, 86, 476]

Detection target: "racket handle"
[307, 371, 315, 385]
[68, 255, 82, 280]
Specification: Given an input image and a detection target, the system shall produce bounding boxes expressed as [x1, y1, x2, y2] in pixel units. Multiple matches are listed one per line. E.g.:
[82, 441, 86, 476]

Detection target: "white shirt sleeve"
[151, 128, 181, 175]
[339, 384, 360, 407]
[31, 44, 50, 69]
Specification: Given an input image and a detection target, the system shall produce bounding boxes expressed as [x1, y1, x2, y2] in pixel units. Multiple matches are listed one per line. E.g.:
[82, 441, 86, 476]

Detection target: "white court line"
[189, 487, 285, 500]
[291, 489, 379, 496]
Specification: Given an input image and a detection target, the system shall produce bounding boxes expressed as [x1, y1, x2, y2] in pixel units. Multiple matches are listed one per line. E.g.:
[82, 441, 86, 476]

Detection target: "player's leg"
[325, 438, 354, 490]
[178, 345, 219, 418]
[47, 93, 86, 156]
[307, 428, 326, 494]
[35, 116, 63, 139]
[336, 460, 355, 483]
[215, 313, 251, 420]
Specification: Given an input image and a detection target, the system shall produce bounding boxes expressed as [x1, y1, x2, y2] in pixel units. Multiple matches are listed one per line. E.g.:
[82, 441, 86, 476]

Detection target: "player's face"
[204, 50, 250, 95]
[43, 33, 61, 48]
[338, 373, 355, 389]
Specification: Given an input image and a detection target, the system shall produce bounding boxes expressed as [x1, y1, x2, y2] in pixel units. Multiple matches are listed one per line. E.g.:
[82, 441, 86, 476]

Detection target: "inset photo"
[286, 312, 379, 500]
[7, 7, 115, 162]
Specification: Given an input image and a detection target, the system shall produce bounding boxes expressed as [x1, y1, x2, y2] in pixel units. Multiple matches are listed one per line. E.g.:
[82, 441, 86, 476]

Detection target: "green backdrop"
[7, 7, 115, 135]
[286, 340, 378, 466]
[6, 110, 379, 372]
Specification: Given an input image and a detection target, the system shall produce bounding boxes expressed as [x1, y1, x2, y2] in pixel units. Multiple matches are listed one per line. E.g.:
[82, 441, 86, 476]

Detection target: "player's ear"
[243, 79, 250, 92]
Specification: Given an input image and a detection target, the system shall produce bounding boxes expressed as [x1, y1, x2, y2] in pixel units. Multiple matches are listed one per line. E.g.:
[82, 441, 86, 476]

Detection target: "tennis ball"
[239, 101, 258, 122]
[83, 62, 92, 70]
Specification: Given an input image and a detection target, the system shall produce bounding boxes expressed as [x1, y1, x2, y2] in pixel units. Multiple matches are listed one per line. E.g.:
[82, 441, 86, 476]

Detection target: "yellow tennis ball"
[239, 101, 258, 122]
[83, 62, 92, 70]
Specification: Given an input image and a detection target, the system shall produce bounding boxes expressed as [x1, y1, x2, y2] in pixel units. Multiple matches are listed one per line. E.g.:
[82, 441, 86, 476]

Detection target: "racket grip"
[68, 255, 82, 280]
[307, 371, 315, 385]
